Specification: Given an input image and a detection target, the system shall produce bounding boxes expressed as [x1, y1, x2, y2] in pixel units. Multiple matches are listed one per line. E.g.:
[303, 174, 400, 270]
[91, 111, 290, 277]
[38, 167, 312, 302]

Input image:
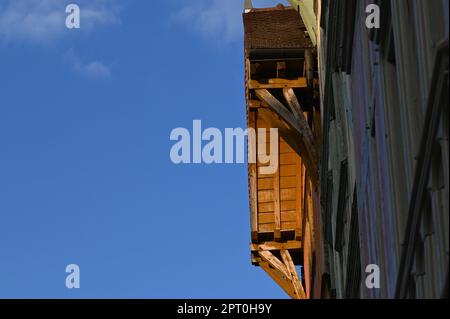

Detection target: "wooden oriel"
[244, 4, 319, 300]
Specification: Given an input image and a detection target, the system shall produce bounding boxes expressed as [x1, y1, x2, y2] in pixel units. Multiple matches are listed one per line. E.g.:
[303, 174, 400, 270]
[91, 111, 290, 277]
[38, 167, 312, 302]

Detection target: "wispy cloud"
[64, 49, 111, 79]
[0, 0, 120, 44]
[174, 0, 241, 44]
[172, 0, 288, 45]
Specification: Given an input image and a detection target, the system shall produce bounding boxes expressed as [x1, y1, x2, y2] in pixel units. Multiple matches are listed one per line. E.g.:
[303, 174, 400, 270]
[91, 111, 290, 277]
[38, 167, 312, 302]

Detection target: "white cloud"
[172, 0, 289, 44]
[0, 0, 120, 44]
[174, 1, 240, 44]
[64, 49, 111, 78]
[74, 60, 111, 78]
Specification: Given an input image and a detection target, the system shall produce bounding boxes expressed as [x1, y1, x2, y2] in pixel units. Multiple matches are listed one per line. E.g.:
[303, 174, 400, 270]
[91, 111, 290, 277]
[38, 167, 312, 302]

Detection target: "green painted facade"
[288, 0, 317, 46]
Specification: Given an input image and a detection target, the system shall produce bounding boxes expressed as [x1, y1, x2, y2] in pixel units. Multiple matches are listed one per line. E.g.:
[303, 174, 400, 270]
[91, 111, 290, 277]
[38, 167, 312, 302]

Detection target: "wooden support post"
[277, 62, 286, 78]
[303, 222, 312, 299]
[273, 139, 281, 241]
[259, 261, 299, 299]
[248, 110, 259, 243]
[282, 88, 302, 121]
[257, 250, 307, 299]
[295, 156, 303, 241]
[281, 250, 307, 299]
[258, 250, 290, 280]
[282, 88, 317, 162]
[305, 179, 314, 229]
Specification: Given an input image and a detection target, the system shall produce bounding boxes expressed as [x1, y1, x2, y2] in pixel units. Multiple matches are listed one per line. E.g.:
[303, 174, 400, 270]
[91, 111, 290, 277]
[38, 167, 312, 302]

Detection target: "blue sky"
[0, 0, 290, 298]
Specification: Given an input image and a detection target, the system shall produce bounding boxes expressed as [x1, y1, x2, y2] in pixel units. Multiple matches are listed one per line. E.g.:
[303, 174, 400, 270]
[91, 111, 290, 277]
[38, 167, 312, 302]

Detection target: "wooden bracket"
[256, 249, 307, 299]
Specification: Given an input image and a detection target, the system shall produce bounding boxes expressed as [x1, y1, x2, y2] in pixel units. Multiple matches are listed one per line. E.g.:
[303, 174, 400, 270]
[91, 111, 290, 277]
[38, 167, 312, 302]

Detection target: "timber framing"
[244, 4, 320, 299]
[255, 89, 319, 185]
[249, 77, 312, 89]
[255, 249, 306, 299]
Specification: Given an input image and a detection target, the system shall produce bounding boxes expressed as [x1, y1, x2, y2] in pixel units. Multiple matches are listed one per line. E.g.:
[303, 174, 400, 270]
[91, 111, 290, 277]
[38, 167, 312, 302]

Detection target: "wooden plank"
[280, 142, 294, 154]
[280, 153, 298, 165]
[248, 110, 258, 243]
[281, 250, 307, 299]
[258, 190, 274, 203]
[283, 88, 317, 159]
[281, 210, 297, 222]
[280, 176, 298, 188]
[258, 212, 274, 224]
[255, 89, 319, 186]
[274, 156, 281, 241]
[280, 164, 297, 177]
[281, 200, 297, 211]
[282, 88, 302, 121]
[303, 221, 312, 298]
[295, 157, 303, 240]
[258, 250, 290, 279]
[250, 77, 308, 89]
[258, 223, 275, 232]
[281, 221, 298, 230]
[251, 241, 301, 252]
[257, 128, 270, 138]
[259, 212, 297, 224]
[306, 180, 315, 228]
[280, 188, 297, 200]
[258, 202, 274, 213]
[249, 99, 268, 109]
[257, 177, 274, 190]
[256, 116, 268, 127]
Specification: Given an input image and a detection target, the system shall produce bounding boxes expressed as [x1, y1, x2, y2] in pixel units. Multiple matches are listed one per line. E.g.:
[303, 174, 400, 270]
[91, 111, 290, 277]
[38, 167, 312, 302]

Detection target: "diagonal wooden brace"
[255, 89, 319, 186]
[257, 250, 307, 299]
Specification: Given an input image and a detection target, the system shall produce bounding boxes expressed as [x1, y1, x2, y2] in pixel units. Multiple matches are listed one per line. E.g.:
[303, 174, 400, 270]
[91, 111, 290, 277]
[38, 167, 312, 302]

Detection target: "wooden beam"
[303, 222, 312, 298]
[281, 250, 307, 299]
[282, 88, 302, 121]
[295, 156, 303, 241]
[249, 99, 268, 109]
[306, 179, 315, 226]
[255, 89, 319, 185]
[276, 62, 286, 78]
[282, 88, 318, 163]
[256, 250, 307, 299]
[258, 250, 290, 280]
[248, 110, 259, 243]
[259, 261, 299, 299]
[250, 77, 308, 90]
[273, 151, 281, 242]
[251, 240, 301, 252]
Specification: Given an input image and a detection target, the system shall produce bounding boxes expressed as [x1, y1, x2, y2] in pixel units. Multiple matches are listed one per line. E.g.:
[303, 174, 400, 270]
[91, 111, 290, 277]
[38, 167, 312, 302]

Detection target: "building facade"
[245, 0, 449, 299]
[317, 0, 448, 299]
